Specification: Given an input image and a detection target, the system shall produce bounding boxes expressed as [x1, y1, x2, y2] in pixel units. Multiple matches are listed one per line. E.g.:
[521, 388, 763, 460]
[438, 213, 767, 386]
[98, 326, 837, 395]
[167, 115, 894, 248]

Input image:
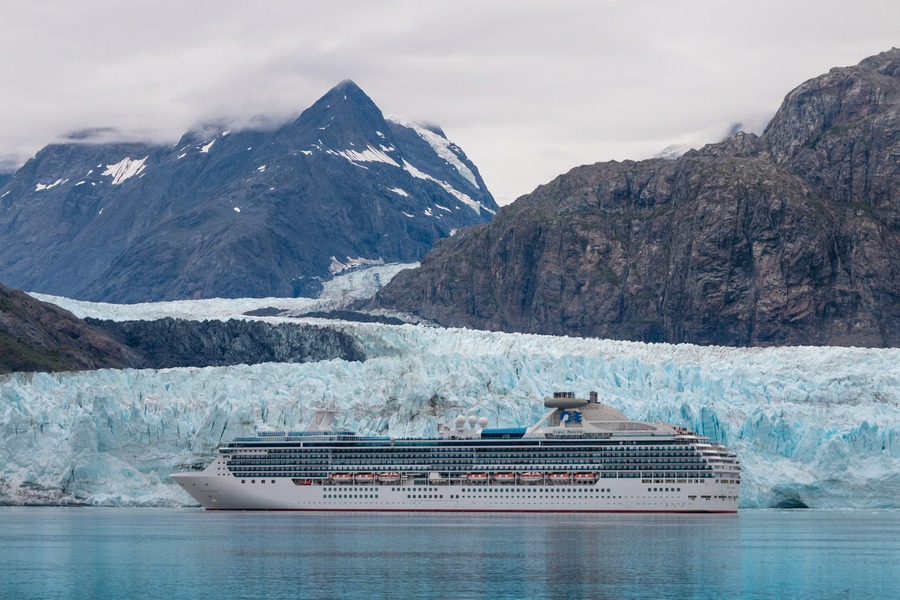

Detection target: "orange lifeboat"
[466, 472, 489, 483]
[354, 472, 376, 483]
[519, 472, 543, 484]
[573, 472, 597, 483]
[378, 472, 401, 484]
[332, 473, 353, 483]
[493, 472, 516, 483]
[549, 472, 571, 483]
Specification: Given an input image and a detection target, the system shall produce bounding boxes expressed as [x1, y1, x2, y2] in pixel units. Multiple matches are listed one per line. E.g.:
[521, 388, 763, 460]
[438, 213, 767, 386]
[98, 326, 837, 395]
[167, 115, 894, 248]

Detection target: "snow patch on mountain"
[327, 146, 401, 168]
[102, 157, 148, 185]
[402, 159, 494, 216]
[34, 178, 68, 192]
[390, 118, 479, 189]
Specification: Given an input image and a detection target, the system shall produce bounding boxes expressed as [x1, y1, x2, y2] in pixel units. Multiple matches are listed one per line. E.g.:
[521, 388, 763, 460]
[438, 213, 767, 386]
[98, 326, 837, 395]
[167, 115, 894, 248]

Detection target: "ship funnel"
[589, 391, 598, 403]
[544, 392, 589, 409]
[306, 409, 337, 432]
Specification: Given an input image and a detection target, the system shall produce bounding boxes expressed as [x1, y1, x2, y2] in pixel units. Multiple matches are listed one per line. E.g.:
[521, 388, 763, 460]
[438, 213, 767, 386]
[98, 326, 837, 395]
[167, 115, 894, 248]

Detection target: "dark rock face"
[0, 81, 497, 302]
[0, 284, 139, 373]
[1, 282, 363, 373]
[375, 49, 900, 347]
[87, 317, 364, 369]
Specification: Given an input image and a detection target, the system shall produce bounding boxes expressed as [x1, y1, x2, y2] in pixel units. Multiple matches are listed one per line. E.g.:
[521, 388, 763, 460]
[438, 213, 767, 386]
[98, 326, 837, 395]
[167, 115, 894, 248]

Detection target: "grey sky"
[2, 1, 898, 204]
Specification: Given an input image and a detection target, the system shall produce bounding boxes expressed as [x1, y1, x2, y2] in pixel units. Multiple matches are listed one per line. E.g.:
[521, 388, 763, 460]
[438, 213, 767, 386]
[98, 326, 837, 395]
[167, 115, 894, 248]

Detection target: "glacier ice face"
[29, 262, 419, 323]
[3, 275, 900, 508]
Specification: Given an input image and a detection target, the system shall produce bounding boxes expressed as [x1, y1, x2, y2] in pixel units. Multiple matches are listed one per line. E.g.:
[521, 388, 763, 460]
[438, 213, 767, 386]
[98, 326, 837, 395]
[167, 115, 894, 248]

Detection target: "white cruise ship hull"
[172, 461, 739, 513]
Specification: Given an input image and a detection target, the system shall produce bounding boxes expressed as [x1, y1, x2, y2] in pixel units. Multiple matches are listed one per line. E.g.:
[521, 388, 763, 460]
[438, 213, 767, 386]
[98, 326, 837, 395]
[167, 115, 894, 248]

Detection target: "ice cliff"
[2, 266, 898, 508]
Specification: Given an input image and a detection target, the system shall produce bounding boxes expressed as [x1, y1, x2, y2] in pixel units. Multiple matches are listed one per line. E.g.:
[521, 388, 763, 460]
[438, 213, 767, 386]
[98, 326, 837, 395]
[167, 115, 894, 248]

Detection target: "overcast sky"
[2, 1, 898, 204]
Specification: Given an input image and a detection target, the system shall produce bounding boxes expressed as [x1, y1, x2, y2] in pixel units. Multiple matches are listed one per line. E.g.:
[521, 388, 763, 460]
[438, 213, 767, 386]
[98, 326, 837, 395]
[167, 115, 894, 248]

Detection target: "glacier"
[2, 265, 899, 509]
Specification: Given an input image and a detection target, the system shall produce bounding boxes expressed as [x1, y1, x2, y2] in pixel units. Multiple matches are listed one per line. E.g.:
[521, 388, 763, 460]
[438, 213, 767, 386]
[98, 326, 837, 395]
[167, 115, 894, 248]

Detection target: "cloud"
[1, 0, 899, 203]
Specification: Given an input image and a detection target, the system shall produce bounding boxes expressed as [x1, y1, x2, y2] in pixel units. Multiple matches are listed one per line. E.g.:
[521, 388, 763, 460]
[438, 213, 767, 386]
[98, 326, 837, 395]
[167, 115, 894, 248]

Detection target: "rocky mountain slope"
[0, 284, 138, 373]
[1, 283, 363, 373]
[0, 81, 497, 302]
[375, 49, 900, 347]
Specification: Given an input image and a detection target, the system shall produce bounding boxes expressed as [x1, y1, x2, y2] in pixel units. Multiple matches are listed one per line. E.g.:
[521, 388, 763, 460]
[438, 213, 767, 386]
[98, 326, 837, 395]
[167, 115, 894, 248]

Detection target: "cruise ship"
[172, 392, 741, 512]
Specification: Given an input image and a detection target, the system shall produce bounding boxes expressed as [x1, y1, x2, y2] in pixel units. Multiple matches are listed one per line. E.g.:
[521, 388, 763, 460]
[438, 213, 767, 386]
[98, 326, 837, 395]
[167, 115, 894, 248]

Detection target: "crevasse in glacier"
[3, 265, 898, 508]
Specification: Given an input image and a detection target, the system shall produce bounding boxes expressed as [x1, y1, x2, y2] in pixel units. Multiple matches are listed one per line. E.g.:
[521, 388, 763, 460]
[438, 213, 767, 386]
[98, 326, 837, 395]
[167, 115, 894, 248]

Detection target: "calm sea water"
[1, 508, 898, 599]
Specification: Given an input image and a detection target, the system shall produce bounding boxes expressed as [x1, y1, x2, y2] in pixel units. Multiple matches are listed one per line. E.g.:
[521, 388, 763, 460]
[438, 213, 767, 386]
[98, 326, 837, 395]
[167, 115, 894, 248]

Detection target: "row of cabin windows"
[323, 494, 379, 499]
[227, 458, 709, 468]
[254, 448, 701, 458]
[228, 463, 712, 474]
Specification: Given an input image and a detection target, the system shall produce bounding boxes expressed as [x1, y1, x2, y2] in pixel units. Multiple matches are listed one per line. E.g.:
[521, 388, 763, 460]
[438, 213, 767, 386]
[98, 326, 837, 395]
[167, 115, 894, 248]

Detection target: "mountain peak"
[764, 47, 900, 165]
[858, 46, 900, 76]
[332, 79, 362, 92]
[288, 80, 386, 143]
[315, 79, 376, 110]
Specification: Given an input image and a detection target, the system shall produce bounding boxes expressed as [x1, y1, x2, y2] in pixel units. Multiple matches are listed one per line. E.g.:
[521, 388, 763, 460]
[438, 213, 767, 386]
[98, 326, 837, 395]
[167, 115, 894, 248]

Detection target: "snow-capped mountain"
[1, 266, 898, 509]
[0, 81, 497, 302]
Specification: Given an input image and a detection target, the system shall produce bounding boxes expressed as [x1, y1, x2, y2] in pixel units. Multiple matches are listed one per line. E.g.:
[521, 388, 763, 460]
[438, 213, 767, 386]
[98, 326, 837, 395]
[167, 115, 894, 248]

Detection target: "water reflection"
[1, 509, 897, 599]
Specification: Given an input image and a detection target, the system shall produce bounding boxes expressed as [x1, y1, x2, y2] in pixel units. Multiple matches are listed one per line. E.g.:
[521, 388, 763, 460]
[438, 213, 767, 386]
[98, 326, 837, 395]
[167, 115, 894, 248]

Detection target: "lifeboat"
[493, 472, 516, 483]
[354, 472, 376, 483]
[378, 472, 401, 484]
[519, 472, 543, 484]
[332, 473, 353, 483]
[466, 472, 489, 483]
[573, 472, 597, 483]
[549, 472, 571, 483]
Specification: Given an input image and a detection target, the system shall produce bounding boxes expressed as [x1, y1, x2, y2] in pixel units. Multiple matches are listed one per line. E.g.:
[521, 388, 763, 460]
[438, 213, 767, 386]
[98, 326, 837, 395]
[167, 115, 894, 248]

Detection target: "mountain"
[0, 80, 497, 302]
[0, 283, 138, 373]
[374, 49, 900, 347]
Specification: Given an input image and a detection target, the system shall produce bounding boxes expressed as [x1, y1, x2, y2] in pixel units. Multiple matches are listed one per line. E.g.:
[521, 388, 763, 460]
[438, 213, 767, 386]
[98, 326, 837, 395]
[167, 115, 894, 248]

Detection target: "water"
[1, 509, 898, 599]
